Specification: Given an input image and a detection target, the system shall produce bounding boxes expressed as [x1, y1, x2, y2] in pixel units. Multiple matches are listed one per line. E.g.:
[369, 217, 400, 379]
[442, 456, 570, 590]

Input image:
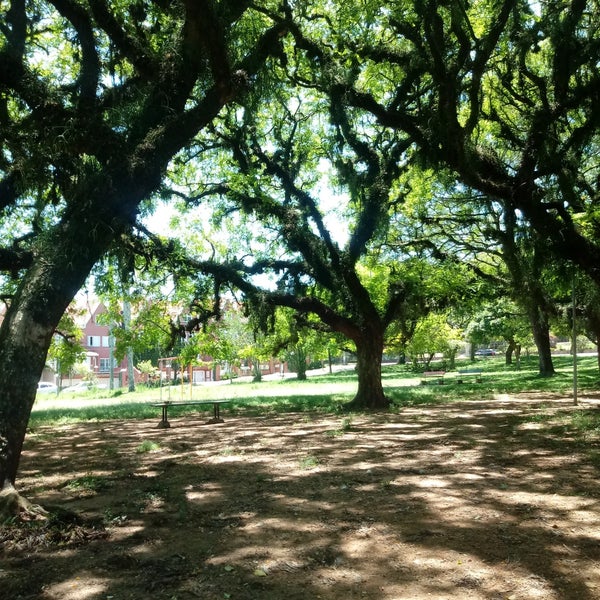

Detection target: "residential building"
[80, 303, 138, 388]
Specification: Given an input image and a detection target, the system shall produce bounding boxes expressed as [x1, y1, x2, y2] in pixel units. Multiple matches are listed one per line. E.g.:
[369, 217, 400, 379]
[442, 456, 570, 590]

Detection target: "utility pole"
[123, 299, 136, 392]
[572, 274, 578, 406]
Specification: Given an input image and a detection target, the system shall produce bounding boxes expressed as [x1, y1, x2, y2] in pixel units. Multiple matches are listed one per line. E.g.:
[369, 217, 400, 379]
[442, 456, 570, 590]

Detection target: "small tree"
[137, 360, 159, 387]
[271, 309, 333, 380]
[47, 312, 86, 391]
[407, 313, 462, 370]
[465, 300, 533, 368]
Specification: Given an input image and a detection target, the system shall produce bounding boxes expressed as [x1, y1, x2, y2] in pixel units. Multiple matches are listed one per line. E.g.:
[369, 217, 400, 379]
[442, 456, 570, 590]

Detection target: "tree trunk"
[505, 339, 516, 365]
[447, 347, 457, 370]
[528, 306, 555, 376]
[295, 345, 308, 380]
[0, 226, 113, 497]
[0, 180, 136, 502]
[425, 353, 435, 369]
[0, 299, 50, 497]
[252, 359, 262, 382]
[344, 330, 388, 410]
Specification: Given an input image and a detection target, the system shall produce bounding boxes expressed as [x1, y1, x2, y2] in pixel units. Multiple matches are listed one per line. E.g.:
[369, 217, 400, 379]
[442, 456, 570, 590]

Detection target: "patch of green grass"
[63, 474, 109, 493]
[29, 401, 158, 427]
[299, 369, 358, 384]
[588, 450, 600, 467]
[136, 440, 161, 453]
[569, 410, 600, 444]
[299, 455, 320, 469]
[571, 410, 600, 432]
[325, 416, 355, 437]
[27, 356, 600, 427]
[389, 386, 453, 407]
[220, 446, 237, 456]
[102, 445, 120, 459]
[522, 412, 555, 423]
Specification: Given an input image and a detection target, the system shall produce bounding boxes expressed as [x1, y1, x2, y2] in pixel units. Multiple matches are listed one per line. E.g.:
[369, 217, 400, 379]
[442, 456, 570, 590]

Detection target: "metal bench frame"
[150, 399, 231, 428]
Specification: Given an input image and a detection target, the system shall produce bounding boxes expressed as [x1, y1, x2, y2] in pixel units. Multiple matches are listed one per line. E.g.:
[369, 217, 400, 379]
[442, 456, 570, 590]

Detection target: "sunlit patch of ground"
[4, 394, 600, 599]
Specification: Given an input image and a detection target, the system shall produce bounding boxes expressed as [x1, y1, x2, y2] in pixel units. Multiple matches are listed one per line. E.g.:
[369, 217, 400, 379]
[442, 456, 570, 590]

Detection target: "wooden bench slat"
[421, 370, 446, 385]
[457, 368, 483, 383]
[150, 399, 231, 428]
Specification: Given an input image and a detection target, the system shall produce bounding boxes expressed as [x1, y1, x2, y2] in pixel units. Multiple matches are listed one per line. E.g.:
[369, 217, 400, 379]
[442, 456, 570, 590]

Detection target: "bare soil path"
[2, 393, 600, 599]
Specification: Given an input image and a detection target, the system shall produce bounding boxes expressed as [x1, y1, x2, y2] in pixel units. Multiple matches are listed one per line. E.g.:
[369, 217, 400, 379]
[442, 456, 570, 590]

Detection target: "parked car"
[37, 381, 58, 394]
[62, 381, 106, 393]
[475, 348, 497, 356]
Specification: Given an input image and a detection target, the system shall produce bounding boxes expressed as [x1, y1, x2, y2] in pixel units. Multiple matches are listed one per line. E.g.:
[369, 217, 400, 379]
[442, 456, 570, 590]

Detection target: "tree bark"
[528, 306, 555, 376]
[505, 341, 514, 365]
[344, 329, 388, 410]
[292, 345, 308, 380]
[0, 201, 121, 493]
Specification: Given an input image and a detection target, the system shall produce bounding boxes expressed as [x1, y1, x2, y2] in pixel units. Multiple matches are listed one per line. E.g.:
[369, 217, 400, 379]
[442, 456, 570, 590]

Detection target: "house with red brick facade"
[80, 303, 138, 388]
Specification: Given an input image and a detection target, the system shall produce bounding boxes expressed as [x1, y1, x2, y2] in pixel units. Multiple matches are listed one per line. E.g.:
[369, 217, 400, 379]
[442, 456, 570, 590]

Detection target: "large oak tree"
[160, 81, 418, 410]
[0, 0, 287, 514]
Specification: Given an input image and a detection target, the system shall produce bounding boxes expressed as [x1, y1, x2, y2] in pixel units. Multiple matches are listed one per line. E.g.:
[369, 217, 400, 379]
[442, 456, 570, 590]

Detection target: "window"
[88, 336, 101, 347]
[102, 336, 112, 347]
[99, 358, 115, 373]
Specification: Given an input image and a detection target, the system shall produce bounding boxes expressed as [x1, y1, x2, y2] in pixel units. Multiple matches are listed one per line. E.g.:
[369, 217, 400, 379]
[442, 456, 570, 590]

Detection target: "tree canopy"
[309, 0, 600, 283]
[3, 0, 600, 516]
[0, 0, 289, 506]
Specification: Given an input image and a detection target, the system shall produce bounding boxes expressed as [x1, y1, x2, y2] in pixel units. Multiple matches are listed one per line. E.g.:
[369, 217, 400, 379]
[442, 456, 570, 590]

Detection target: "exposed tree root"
[0, 484, 48, 522]
[342, 394, 391, 412]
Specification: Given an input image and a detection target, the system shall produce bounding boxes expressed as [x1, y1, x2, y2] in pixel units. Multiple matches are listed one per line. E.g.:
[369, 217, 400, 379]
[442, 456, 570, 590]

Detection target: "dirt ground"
[2, 393, 600, 600]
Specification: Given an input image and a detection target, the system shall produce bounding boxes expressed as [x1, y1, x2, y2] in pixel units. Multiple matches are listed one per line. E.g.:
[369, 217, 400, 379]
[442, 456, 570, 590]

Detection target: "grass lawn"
[30, 355, 600, 436]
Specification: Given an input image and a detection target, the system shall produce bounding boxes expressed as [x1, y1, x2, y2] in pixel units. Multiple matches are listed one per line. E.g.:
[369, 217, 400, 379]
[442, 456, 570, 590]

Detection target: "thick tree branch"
[87, 0, 158, 78]
[0, 246, 33, 274]
[49, 0, 100, 105]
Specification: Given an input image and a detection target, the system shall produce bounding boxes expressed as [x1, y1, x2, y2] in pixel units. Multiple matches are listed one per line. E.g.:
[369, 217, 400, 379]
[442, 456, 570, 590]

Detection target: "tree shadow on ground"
[4, 395, 600, 599]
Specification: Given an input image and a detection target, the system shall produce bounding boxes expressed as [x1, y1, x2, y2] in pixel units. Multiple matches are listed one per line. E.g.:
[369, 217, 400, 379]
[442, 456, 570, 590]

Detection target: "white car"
[62, 381, 95, 393]
[62, 381, 107, 393]
[37, 382, 58, 394]
[475, 348, 497, 356]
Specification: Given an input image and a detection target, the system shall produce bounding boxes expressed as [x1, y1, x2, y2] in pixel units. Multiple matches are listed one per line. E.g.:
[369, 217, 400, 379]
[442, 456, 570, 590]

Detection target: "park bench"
[421, 370, 446, 385]
[150, 399, 231, 429]
[457, 368, 483, 383]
